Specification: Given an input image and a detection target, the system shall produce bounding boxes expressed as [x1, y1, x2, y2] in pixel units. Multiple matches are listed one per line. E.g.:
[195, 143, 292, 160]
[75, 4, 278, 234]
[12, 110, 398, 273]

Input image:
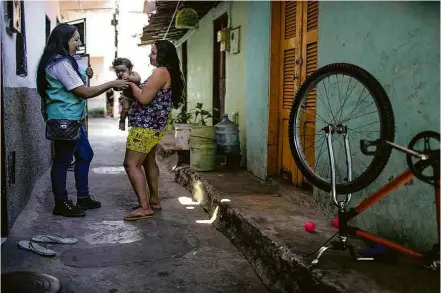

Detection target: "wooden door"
[276, 1, 319, 187]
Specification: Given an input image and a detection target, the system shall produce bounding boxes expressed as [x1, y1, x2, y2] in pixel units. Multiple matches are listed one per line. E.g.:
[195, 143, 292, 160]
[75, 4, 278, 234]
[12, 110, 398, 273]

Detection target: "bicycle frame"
[321, 125, 440, 261]
[340, 167, 439, 258]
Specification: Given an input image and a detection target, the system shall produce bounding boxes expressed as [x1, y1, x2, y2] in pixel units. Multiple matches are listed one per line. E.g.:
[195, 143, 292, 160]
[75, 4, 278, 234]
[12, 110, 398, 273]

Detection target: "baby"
[112, 58, 141, 130]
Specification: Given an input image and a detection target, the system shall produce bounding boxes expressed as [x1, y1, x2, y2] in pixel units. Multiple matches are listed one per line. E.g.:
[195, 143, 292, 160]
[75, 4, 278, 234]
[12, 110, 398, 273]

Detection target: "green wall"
[176, 1, 248, 165]
[245, 1, 271, 180]
[317, 1, 440, 250]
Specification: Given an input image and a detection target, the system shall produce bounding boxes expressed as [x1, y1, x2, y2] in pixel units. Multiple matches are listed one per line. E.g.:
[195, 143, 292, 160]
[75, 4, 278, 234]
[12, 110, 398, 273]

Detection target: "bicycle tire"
[288, 63, 395, 194]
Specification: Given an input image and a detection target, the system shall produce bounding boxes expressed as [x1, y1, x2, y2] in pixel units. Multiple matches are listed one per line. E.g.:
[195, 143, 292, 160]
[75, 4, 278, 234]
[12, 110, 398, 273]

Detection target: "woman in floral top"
[123, 40, 184, 220]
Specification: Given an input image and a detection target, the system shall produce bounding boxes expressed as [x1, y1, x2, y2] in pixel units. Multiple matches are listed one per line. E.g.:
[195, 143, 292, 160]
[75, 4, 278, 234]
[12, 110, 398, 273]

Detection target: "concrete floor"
[1, 118, 268, 293]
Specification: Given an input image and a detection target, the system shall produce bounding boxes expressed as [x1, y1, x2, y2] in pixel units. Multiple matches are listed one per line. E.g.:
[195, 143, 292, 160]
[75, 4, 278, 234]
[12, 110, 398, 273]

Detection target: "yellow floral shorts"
[126, 127, 166, 154]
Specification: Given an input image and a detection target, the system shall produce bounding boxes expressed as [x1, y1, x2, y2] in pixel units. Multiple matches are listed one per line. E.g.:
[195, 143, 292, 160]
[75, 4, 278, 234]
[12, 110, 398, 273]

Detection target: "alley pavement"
[1, 118, 268, 293]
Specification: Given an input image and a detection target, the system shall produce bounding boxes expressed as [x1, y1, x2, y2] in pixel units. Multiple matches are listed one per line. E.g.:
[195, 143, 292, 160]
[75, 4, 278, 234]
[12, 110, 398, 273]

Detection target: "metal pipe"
[343, 132, 352, 205]
[326, 132, 338, 206]
[385, 141, 427, 160]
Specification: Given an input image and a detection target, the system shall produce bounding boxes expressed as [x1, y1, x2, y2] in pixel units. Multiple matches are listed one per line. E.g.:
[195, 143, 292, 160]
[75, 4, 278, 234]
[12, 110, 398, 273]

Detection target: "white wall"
[61, 0, 152, 113]
[61, 9, 115, 81]
[118, 0, 153, 81]
[1, 1, 60, 88]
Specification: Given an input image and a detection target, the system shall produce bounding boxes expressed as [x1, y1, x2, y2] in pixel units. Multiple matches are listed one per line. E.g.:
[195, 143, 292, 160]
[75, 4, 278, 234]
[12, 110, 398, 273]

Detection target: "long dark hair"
[154, 40, 185, 109]
[36, 24, 82, 100]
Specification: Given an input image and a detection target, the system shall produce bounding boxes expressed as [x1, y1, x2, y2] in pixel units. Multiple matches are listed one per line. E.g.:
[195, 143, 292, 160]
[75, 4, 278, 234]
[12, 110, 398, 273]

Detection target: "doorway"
[212, 13, 228, 124]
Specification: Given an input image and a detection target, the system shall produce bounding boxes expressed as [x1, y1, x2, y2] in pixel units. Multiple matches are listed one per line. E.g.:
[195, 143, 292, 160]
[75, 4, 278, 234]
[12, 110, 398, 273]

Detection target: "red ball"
[304, 221, 316, 233]
[332, 218, 339, 229]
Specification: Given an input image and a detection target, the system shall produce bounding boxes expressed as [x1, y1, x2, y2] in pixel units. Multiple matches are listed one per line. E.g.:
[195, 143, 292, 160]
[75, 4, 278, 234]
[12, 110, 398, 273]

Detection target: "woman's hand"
[112, 79, 130, 90]
[86, 67, 94, 78]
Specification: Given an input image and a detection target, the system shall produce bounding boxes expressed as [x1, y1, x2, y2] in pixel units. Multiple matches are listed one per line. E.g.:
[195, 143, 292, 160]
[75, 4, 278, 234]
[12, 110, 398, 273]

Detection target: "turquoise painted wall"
[317, 1, 440, 250]
[245, 1, 271, 180]
[176, 1, 248, 165]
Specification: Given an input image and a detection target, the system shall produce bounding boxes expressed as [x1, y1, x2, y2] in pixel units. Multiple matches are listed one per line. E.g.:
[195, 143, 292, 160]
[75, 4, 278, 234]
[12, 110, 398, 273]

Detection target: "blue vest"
[42, 57, 88, 121]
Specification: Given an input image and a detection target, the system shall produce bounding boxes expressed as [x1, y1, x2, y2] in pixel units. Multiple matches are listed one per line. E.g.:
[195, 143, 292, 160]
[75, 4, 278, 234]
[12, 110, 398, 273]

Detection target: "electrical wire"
[303, 231, 338, 258]
[163, 0, 181, 40]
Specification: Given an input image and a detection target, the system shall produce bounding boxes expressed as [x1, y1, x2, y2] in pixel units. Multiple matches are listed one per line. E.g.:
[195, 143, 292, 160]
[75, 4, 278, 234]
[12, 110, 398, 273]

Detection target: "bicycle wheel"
[288, 63, 395, 194]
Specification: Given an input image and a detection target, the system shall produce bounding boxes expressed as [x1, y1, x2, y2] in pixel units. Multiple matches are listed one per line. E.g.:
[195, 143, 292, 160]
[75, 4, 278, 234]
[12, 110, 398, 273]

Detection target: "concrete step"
[166, 157, 440, 293]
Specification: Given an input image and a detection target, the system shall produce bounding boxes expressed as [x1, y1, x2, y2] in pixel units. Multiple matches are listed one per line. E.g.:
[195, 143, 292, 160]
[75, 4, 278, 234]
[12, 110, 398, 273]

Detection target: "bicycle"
[288, 63, 440, 270]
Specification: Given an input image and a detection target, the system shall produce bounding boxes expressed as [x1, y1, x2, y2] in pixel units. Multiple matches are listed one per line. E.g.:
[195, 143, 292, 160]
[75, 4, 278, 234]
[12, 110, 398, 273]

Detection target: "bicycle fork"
[310, 125, 373, 267]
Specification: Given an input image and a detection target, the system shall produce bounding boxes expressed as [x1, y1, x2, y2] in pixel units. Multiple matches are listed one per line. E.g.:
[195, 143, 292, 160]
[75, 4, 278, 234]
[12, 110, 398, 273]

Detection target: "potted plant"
[192, 102, 214, 126]
[190, 103, 217, 144]
[189, 103, 218, 172]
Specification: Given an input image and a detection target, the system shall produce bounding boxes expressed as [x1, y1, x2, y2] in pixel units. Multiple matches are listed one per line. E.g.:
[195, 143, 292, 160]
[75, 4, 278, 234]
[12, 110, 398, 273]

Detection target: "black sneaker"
[77, 196, 101, 210]
[53, 199, 86, 217]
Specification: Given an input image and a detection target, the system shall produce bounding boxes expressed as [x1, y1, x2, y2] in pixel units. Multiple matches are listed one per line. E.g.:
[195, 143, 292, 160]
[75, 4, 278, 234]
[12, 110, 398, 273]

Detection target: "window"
[5, 0, 27, 76]
[15, 0, 27, 77]
[66, 18, 86, 54]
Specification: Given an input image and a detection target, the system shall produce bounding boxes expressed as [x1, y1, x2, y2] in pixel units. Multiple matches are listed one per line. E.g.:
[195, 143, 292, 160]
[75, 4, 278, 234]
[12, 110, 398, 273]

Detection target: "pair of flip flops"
[17, 234, 77, 257]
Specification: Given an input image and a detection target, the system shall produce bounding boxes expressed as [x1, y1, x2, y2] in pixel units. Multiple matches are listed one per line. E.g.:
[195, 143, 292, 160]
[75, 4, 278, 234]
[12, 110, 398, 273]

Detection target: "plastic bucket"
[190, 143, 217, 171]
[174, 123, 193, 150]
[190, 125, 216, 145]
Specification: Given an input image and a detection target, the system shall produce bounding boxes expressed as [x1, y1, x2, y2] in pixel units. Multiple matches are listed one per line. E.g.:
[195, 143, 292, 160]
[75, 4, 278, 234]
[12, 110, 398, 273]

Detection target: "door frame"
[267, 1, 282, 176]
[212, 12, 228, 125]
[1, 25, 8, 238]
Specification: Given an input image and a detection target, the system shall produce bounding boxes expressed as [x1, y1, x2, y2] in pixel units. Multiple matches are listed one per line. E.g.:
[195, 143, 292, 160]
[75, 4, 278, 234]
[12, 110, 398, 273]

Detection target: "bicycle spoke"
[339, 90, 371, 123]
[342, 100, 376, 123]
[323, 78, 337, 122]
[299, 107, 328, 124]
[341, 109, 377, 124]
[347, 121, 380, 131]
[335, 79, 360, 122]
[316, 87, 335, 123]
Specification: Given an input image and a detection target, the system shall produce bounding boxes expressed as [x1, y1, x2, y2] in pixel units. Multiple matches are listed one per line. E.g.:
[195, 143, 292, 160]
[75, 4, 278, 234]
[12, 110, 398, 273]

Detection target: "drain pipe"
[111, 0, 120, 59]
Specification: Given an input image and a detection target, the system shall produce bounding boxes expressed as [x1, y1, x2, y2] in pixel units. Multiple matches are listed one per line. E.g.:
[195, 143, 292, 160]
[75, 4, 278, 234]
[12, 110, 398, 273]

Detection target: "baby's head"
[112, 58, 133, 80]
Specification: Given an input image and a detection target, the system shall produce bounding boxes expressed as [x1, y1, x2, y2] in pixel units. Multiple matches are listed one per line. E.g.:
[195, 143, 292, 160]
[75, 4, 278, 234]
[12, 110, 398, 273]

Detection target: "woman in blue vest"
[36, 24, 129, 217]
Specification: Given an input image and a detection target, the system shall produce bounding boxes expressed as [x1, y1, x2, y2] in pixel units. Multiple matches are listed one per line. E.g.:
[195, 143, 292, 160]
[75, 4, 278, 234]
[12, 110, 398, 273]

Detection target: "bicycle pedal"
[309, 246, 331, 268]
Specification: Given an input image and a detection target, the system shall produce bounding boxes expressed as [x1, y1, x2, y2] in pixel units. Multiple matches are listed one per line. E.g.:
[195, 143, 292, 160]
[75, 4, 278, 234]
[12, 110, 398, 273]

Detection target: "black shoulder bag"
[43, 97, 85, 141]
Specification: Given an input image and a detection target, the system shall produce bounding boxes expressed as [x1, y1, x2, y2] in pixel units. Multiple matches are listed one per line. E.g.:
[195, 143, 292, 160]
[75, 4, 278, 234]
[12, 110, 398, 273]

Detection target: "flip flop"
[131, 204, 162, 211]
[31, 234, 78, 244]
[124, 212, 154, 221]
[17, 240, 56, 257]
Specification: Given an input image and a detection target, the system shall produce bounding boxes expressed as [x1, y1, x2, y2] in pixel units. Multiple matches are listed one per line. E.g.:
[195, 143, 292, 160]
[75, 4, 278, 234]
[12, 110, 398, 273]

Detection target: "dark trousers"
[51, 125, 94, 200]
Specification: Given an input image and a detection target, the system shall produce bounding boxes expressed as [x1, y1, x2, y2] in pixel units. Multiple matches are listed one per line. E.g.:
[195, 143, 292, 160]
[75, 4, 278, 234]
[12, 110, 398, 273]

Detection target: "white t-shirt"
[46, 60, 84, 91]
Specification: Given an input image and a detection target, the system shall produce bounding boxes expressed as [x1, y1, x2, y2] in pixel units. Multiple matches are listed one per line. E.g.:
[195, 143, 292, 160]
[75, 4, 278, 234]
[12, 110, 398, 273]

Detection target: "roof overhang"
[139, 0, 219, 45]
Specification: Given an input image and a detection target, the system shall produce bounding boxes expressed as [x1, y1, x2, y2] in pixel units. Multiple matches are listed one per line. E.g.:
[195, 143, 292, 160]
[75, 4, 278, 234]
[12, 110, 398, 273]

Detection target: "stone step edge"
[174, 166, 341, 293]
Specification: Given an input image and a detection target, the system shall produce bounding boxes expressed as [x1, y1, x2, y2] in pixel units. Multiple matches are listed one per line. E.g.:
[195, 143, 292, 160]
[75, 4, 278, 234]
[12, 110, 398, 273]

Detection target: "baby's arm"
[127, 71, 141, 85]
